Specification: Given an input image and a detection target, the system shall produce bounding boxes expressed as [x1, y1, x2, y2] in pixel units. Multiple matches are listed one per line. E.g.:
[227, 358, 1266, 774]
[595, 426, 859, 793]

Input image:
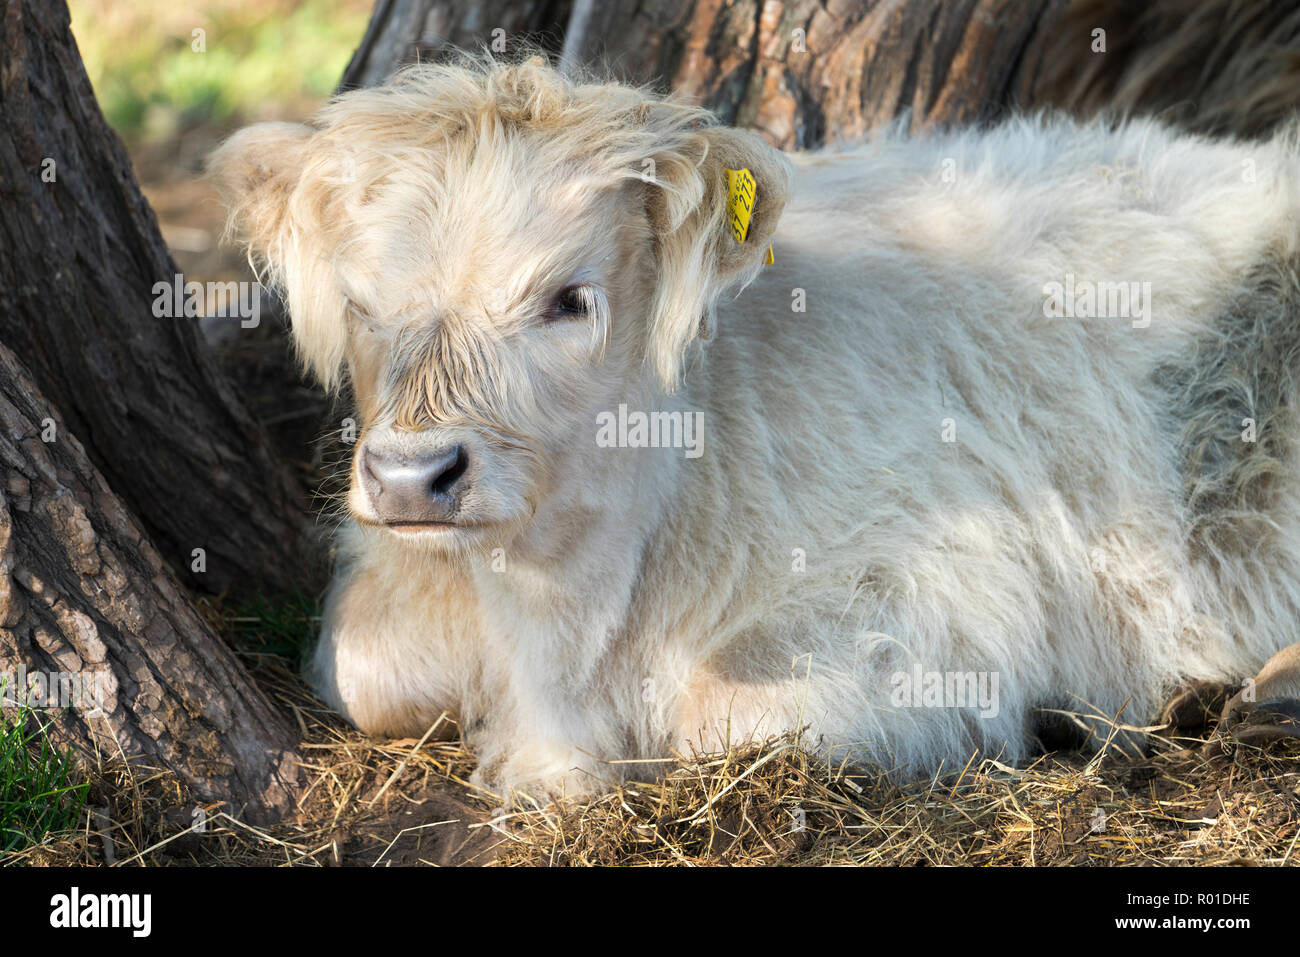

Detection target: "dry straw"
[13, 661, 1300, 867]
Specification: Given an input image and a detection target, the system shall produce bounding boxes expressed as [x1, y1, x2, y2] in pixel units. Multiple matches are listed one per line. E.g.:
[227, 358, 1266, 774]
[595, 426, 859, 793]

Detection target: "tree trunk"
[0, 341, 298, 824]
[340, 0, 1300, 147]
[0, 0, 321, 596]
[338, 0, 573, 92]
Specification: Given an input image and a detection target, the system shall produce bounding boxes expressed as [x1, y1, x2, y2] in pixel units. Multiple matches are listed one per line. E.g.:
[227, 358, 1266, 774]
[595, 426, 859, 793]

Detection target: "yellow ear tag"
[763, 246, 774, 265]
[725, 167, 757, 244]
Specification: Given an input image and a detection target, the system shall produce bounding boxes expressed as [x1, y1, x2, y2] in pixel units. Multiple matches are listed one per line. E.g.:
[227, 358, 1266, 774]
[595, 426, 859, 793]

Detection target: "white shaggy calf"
[212, 57, 1300, 799]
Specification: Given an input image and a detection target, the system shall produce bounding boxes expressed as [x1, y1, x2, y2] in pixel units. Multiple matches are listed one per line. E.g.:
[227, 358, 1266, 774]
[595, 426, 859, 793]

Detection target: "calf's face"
[324, 150, 652, 550]
[210, 61, 790, 554]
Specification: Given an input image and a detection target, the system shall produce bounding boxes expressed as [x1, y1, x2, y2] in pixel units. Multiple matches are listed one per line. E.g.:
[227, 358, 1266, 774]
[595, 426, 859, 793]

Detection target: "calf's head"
[211, 57, 790, 552]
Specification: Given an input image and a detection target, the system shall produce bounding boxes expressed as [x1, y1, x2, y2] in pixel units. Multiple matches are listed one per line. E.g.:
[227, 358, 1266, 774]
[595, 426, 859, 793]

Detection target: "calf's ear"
[208, 122, 313, 264]
[208, 123, 349, 391]
[646, 125, 793, 390]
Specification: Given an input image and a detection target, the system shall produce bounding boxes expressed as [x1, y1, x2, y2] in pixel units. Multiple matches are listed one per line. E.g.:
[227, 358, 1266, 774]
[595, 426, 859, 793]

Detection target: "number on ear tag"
[725, 168, 757, 243]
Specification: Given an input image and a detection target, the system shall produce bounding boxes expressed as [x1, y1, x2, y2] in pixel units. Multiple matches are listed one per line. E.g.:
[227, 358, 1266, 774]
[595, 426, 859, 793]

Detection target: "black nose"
[360, 444, 469, 524]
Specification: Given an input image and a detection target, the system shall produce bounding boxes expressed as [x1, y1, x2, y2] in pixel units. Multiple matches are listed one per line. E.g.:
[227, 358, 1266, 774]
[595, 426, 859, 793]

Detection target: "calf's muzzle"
[360, 443, 469, 524]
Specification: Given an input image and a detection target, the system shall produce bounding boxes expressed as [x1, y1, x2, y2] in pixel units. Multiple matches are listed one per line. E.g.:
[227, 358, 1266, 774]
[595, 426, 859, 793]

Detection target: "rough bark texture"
[571, 0, 1067, 148]
[339, 0, 574, 91]
[340, 0, 1300, 147]
[0, 342, 299, 824]
[0, 0, 321, 596]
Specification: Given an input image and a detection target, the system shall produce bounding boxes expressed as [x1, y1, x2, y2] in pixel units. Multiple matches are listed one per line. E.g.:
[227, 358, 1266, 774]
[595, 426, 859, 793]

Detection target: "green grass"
[69, 0, 372, 143]
[222, 592, 322, 665]
[0, 706, 90, 857]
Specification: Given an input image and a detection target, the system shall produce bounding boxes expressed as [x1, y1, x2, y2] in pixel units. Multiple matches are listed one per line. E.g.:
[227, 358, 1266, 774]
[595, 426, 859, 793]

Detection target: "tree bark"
[339, 0, 573, 92]
[339, 0, 1300, 148]
[0, 0, 321, 596]
[0, 341, 298, 824]
[565, 0, 1068, 149]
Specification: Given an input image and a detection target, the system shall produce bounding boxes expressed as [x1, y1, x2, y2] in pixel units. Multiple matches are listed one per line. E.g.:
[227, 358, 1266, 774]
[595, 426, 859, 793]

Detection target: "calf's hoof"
[1202, 642, 1300, 755]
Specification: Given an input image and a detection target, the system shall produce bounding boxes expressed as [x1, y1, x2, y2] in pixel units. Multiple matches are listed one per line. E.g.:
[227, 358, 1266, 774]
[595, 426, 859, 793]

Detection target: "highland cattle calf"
[212, 57, 1300, 799]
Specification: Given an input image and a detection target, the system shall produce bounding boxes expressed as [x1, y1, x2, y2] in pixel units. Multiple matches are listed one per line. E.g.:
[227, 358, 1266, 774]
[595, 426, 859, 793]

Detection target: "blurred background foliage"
[69, 0, 372, 145]
[65, 1, 372, 307]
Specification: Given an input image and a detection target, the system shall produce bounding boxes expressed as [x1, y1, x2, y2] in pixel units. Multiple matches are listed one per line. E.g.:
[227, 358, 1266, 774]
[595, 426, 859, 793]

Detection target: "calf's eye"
[550, 284, 592, 320]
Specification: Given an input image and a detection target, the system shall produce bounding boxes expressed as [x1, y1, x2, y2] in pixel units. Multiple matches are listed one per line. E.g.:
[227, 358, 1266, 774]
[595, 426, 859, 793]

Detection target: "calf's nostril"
[431, 445, 469, 497]
[361, 449, 383, 493]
